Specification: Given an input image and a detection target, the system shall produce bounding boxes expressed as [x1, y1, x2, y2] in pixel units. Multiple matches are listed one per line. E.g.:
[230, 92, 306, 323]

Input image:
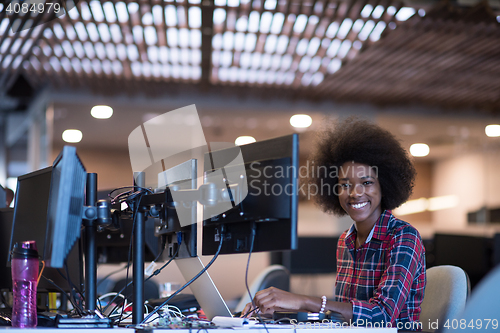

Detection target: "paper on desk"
[212, 316, 256, 327]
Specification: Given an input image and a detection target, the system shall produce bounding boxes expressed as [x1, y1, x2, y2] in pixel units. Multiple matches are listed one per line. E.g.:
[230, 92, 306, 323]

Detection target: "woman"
[243, 117, 426, 329]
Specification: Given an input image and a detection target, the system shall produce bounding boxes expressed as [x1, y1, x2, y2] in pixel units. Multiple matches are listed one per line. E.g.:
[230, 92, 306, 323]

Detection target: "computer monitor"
[202, 134, 299, 255]
[271, 237, 338, 274]
[45, 146, 87, 268]
[493, 233, 500, 268]
[0, 185, 6, 208]
[433, 233, 493, 289]
[8, 167, 53, 264]
[0, 208, 15, 291]
[4, 167, 81, 292]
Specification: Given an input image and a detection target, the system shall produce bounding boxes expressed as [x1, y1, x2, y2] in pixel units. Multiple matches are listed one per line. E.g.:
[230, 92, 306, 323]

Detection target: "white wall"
[431, 152, 485, 229]
[431, 148, 500, 235]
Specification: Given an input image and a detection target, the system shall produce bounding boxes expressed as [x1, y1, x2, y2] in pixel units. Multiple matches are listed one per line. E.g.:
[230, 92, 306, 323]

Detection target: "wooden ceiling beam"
[200, 0, 214, 89]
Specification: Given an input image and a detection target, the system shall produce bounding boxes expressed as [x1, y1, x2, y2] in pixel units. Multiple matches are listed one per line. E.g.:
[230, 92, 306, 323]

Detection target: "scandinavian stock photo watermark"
[248, 160, 379, 200]
[290, 318, 499, 331]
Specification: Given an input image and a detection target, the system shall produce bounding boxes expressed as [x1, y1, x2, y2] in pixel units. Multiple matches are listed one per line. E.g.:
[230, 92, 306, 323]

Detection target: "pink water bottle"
[11, 240, 39, 328]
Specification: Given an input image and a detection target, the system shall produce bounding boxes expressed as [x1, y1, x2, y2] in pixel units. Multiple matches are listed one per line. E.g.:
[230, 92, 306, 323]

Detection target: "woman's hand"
[240, 287, 308, 317]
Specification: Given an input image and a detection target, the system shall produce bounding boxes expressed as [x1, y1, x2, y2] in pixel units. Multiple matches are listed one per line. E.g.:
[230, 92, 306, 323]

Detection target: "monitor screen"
[202, 134, 299, 255]
[9, 167, 53, 262]
[4, 167, 81, 292]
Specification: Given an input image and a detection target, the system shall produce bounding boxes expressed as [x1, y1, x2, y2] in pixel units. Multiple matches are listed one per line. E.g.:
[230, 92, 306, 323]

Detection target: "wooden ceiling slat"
[289, 0, 316, 88]
[0, 11, 48, 91]
[33, 38, 66, 88]
[69, 1, 102, 84]
[121, 1, 147, 91]
[60, 6, 107, 90]
[1, 0, 499, 110]
[89, 0, 121, 85]
[200, 0, 214, 87]
[312, 3, 500, 110]
[106, 1, 135, 86]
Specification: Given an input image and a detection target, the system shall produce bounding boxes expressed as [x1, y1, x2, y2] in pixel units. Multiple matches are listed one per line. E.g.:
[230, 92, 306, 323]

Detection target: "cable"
[152, 235, 167, 263]
[139, 234, 225, 326]
[117, 190, 144, 325]
[62, 263, 87, 314]
[104, 188, 166, 323]
[37, 260, 45, 286]
[108, 186, 153, 205]
[146, 304, 185, 323]
[145, 235, 181, 281]
[51, 260, 86, 314]
[101, 187, 145, 315]
[102, 236, 181, 316]
[97, 292, 126, 315]
[41, 275, 85, 316]
[62, 261, 85, 299]
[244, 224, 256, 309]
[244, 223, 270, 333]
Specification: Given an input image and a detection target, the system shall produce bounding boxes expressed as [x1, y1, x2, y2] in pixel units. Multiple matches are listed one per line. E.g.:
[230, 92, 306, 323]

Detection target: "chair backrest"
[442, 264, 500, 333]
[420, 265, 470, 332]
[234, 265, 290, 313]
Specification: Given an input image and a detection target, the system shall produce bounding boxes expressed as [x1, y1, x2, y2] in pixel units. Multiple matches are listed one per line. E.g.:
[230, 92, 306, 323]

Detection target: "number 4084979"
[5, 2, 62, 15]
[444, 319, 499, 330]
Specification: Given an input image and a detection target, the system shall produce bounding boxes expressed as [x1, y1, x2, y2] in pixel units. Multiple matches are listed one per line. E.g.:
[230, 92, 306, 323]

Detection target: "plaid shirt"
[335, 210, 426, 327]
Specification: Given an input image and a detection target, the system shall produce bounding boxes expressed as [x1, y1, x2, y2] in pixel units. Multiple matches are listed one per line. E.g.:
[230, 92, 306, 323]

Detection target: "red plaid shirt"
[335, 210, 426, 327]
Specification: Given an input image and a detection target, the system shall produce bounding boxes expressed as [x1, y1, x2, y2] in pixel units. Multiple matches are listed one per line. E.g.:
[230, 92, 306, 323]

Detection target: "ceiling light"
[235, 136, 256, 146]
[290, 114, 312, 128]
[91, 105, 113, 119]
[410, 143, 429, 157]
[485, 124, 500, 137]
[62, 129, 83, 143]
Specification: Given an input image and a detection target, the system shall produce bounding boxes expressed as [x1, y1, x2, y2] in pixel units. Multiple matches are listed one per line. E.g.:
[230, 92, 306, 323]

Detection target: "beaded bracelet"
[319, 295, 327, 314]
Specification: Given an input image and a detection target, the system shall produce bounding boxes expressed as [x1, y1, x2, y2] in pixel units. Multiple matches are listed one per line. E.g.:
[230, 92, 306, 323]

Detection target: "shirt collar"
[345, 210, 394, 244]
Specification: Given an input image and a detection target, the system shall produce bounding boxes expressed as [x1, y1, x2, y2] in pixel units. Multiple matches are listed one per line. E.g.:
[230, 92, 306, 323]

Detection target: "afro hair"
[309, 116, 416, 216]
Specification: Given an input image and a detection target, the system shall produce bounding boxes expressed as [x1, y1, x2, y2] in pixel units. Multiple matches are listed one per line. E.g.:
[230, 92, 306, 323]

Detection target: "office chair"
[419, 265, 470, 332]
[233, 265, 290, 313]
[442, 264, 500, 333]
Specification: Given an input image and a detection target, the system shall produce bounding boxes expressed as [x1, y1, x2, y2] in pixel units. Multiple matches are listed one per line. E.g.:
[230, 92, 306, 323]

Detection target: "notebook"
[175, 257, 233, 320]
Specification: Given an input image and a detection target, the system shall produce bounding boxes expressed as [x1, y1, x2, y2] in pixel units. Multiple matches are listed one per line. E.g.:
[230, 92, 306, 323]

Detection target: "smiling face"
[338, 161, 383, 226]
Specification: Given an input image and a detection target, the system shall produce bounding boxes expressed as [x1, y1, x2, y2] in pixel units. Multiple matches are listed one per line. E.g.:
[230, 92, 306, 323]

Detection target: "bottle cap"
[11, 241, 39, 259]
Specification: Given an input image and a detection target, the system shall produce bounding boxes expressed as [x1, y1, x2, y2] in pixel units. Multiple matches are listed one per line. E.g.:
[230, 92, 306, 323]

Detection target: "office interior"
[0, 0, 500, 321]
